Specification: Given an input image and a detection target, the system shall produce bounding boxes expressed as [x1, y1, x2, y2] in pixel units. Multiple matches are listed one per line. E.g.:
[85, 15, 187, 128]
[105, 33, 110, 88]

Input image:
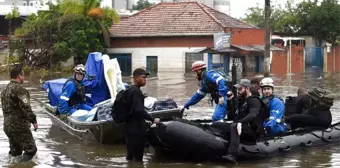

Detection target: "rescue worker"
[183, 61, 231, 122]
[57, 64, 93, 115]
[222, 79, 266, 163]
[285, 90, 332, 129]
[260, 78, 286, 135]
[250, 78, 262, 97]
[124, 68, 160, 162]
[1, 66, 38, 161]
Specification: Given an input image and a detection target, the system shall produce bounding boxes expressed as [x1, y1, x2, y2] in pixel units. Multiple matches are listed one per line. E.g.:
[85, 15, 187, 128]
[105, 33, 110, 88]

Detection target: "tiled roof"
[109, 2, 258, 37]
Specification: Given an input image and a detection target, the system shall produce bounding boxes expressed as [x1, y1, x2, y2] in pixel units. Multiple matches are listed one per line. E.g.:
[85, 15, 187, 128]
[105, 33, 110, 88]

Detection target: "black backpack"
[112, 87, 132, 123]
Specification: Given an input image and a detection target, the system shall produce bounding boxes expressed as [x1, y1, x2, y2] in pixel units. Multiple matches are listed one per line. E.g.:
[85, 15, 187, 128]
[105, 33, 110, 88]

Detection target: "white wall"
[107, 47, 205, 73]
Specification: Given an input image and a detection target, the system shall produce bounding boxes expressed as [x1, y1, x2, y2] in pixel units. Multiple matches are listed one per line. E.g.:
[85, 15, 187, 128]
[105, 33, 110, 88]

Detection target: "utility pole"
[264, 0, 271, 77]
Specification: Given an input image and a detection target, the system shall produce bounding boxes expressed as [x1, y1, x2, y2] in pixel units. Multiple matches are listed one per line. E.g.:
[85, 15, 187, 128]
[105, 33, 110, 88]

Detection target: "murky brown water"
[0, 72, 339, 168]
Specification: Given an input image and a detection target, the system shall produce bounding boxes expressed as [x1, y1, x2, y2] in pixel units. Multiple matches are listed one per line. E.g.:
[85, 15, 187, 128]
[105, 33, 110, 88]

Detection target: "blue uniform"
[263, 96, 287, 135]
[57, 77, 93, 115]
[184, 70, 229, 121]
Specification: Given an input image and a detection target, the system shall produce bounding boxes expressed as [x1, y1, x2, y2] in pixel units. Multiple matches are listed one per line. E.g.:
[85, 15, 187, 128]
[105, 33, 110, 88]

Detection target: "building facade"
[109, 2, 282, 77]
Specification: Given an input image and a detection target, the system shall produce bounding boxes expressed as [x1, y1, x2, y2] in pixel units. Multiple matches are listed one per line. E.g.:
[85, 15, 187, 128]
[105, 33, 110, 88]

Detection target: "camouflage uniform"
[1, 80, 37, 159]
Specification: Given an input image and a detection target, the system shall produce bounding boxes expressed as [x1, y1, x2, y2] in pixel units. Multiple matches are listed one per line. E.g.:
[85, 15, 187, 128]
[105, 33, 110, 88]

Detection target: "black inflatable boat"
[147, 95, 340, 161]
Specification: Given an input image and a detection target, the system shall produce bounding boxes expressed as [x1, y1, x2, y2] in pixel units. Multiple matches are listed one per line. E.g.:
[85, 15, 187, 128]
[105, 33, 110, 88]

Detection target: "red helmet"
[191, 61, 207, 71]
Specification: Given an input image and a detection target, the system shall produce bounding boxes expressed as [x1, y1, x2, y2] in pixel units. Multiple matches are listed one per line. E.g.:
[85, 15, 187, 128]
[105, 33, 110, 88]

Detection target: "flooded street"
[0, 72, 339, 168]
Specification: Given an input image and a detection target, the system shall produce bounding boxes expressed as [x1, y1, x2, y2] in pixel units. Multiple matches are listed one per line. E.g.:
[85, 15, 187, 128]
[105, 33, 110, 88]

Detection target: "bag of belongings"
[308, 88, 335, 109]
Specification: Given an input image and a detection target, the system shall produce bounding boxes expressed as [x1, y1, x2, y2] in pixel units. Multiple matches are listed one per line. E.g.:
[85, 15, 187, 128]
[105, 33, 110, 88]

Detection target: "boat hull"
[146, 118, 340, 161]
[44, 103, 183, 144]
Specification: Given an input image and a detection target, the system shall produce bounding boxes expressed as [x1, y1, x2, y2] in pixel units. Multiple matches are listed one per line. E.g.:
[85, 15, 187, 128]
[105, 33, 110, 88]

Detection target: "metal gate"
[230, 56, 245, 80]
[185, 53, 203, 73]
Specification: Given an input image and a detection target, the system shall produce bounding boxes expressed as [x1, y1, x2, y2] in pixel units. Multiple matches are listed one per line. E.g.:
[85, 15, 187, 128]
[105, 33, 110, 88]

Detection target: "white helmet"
[74, 64, 86, 75]
[260, 77, 274, 88]
[191, 61, 207, 71]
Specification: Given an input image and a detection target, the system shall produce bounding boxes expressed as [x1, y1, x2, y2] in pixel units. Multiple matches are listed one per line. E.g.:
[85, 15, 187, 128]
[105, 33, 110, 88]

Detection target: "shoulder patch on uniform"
[19, 95, 29, 104]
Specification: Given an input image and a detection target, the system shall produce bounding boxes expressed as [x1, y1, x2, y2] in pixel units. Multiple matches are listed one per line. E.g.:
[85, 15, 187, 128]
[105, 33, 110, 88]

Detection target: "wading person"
[1, 66, 38, 161]
[183, 61, 232, 122]
[123, 68, 160, 162]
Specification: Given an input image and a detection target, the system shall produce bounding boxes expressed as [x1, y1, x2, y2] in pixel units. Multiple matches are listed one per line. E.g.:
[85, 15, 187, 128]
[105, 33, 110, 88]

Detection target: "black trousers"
[287, 113, 331, 130]
[210, 122, 257, 157]
[125, 122, 148, 162]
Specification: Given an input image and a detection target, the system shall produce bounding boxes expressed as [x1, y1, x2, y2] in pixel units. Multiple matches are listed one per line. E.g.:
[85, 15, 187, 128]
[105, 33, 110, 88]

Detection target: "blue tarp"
[83, 52, 110, 105]
[42, 78, 67, 106]
[42, 52, 111, 107]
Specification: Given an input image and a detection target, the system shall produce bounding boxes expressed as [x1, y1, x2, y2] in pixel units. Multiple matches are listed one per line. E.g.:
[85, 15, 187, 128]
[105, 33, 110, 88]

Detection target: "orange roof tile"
[110, 2, 258, 37]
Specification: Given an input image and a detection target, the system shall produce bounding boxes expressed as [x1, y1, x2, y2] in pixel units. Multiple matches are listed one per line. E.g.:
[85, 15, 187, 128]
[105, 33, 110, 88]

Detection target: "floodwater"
[0, 72, 339, 168]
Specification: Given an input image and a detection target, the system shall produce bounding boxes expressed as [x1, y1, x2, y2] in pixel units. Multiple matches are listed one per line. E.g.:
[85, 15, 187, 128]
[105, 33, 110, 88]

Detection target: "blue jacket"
[57, 77, 85, 114]
[263, 96, 286, 135]
[184, 70, 229, 108]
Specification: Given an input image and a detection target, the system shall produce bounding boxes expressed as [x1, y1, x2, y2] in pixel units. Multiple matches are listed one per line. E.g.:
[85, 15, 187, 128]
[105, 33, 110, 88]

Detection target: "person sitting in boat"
[297, 88, 307, 97]
[56, 64, 93, 115]
[183, 61, 232, 122]
[285, 88, 333, 130]
[222, 79, 266, 163]
[251, 78, 262, 97]
[260, 77, 287, 136]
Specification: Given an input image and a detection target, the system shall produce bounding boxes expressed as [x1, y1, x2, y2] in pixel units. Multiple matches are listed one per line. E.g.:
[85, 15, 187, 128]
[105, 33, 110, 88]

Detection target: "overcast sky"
[104, 0, 308, 18]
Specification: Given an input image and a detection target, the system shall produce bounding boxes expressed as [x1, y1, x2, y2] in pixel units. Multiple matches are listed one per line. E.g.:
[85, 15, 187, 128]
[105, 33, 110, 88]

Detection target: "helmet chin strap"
[196, 69, 205, 81]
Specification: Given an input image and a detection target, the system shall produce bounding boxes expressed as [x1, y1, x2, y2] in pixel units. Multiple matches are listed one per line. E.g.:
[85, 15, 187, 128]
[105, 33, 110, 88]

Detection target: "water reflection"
[0, 72, 339, 167]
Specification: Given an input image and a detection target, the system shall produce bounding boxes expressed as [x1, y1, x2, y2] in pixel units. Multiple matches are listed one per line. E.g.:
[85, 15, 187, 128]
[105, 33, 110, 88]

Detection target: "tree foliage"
[242, 0, 340, 45]
[12, 0, 120, 68]
[133, 0, 155, 10]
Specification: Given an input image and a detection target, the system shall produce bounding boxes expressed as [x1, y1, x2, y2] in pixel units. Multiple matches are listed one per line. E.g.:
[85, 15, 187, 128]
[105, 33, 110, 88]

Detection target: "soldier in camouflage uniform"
[1, 66, 38, 161]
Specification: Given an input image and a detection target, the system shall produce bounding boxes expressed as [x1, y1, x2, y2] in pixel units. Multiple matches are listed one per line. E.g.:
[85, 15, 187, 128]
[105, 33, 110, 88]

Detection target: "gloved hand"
[227, 91, 234, 100]
[236, 122, 242, 135]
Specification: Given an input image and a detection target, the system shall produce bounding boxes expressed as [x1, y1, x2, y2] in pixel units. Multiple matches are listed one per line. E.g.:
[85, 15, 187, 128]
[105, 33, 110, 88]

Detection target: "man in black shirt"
[222, 79, 265, 163]
[124, 68, 160, 162]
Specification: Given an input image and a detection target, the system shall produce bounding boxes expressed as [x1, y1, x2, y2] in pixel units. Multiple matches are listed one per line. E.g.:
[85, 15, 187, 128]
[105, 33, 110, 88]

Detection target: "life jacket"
[202, 70, 228, 104]
[261, 94, 284, 114]
[235, 95, 267, 136]
[62, 78, 86, 107]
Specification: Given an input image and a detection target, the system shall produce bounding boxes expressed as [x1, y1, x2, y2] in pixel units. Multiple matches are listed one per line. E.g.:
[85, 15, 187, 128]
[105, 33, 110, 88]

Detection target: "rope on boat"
[306, 122, 340, 143]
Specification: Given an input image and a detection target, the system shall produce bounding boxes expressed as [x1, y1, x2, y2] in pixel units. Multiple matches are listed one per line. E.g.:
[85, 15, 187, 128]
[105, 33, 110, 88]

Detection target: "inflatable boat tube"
[147, 118, 340, 161]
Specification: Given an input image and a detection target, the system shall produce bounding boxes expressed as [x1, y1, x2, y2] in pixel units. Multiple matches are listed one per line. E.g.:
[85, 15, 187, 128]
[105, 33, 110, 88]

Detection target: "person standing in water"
[1, 66, 38, 161]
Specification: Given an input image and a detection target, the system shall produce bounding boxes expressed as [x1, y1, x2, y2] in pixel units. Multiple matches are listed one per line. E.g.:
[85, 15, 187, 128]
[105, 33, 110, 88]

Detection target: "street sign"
[213, 32, 231, 50]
